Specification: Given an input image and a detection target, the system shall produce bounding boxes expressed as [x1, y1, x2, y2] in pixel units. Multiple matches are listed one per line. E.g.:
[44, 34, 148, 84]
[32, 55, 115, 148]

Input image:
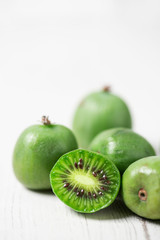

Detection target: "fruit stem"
[138, 188, 147, 201]
[103, 86, 110, 92]
[41, 116, 51, 125]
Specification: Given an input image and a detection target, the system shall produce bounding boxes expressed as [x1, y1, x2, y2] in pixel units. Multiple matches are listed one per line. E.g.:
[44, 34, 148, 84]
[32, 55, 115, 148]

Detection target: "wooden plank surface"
[1, 152, 160, 240]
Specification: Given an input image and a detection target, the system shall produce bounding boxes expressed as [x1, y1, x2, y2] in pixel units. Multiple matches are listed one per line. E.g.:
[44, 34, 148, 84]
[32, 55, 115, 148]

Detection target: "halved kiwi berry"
[50, 149, 121, 213]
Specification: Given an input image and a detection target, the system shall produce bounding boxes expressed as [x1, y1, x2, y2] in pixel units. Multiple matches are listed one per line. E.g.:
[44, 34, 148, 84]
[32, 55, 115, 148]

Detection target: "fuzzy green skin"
[13, 124, 78, 190]
[72, 91, 132, 148]
[89, 128, 155, 174]
[50, 149, 121, 213]
[122, 156, 160, 220]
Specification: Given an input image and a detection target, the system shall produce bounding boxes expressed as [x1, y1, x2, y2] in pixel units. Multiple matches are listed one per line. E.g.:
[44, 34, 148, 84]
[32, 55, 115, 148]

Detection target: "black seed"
[64, 183, 69, 188]
[79, 158, 83, 164]
[74, 187, 78, 192]
[107, 180, 110, 184]
[103, 175, 107, 180]
[100, 186, 105, 191]
[99, 178, 104, 181]
[78, 162, 83, 169]
[99, 191, 103, 195]
[84, 194, 87, 199]
[74, 162, 78, 169]
[88, 192, 91, 198]
[92, 167, 96, 171]
[68, 186, 72, 190]
[63, 180, 67, 183]
[97, 170, 101, 174]
[92, 172, 97, 177]
[77, 192, 80, 196]
[81, 189, 84, 195]
[93, 193, 97, 198]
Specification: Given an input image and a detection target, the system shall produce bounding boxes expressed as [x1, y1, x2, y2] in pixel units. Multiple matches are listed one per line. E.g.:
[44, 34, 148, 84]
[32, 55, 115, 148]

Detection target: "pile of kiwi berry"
[13, 87, 160, 220]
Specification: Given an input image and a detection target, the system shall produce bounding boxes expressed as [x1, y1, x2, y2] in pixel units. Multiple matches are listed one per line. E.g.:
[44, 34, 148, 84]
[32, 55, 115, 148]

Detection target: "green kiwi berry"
[89, 128, 155, 174]
[122, 156, 160, 220]
[13, 116, 78, 190]
[50, 149, 121, 213]
[72, 87, 132, 148]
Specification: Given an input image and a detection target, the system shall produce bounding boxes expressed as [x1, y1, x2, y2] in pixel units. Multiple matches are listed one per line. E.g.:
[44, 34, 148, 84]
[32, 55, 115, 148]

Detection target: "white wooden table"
[1, 144, 160, 240]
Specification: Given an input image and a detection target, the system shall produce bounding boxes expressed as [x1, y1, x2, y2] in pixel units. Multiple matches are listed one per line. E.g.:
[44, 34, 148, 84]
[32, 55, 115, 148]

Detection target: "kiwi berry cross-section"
[50, 149, 121, 213]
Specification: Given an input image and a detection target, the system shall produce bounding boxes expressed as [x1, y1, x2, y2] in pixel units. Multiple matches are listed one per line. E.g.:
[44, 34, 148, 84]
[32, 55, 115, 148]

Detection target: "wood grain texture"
[1, 157, 160, 240]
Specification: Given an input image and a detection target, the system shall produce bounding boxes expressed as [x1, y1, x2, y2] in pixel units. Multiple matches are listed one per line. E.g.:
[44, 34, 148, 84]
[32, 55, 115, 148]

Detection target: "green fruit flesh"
[89, 128, 155, 174]
[122, 156, 160, 220]
[50, 149, 121, 213]
[13, 124, 78, 190]
[73, 91, 132, 148]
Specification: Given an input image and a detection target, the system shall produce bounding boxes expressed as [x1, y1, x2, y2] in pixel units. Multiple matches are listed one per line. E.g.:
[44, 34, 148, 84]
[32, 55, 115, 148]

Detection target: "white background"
[0, 1, 160, 240]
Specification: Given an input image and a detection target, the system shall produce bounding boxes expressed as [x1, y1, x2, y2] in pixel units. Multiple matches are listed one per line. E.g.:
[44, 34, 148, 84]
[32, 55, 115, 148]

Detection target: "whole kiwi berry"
[89, 128, 155, 174]
[122, 156, 160, 220]
[72, 87, 132, 148]
[50, 149, 121, 213]
[13, 116, 78, 190]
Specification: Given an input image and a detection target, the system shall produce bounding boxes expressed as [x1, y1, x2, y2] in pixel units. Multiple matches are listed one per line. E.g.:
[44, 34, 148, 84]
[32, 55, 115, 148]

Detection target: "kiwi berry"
[89, 128, 155, 174]
[13, 116, 78, 190]
[50, 149, 120, 213]
[122, 156, 160, 220]
[72, 87, 132, 148]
